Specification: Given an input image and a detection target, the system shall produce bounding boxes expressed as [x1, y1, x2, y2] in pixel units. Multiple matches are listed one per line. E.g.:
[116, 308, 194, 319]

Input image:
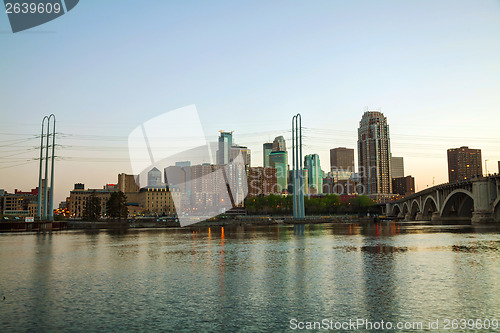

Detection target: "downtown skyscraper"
[330, 147, 354, 172]
[390, 156, 404, 179]
[357, 110, 392, 195]
[304, 154, 323, 194]
[330, 147, 354, 181]
[264, 135, 288, 193]
[216, 131, 233, 165]
[272, 136, 286, 152]
[262, 142, 273, 168]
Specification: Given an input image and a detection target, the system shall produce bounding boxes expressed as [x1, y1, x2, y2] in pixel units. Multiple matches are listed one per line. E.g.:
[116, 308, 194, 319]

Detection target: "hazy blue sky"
[1, 0, 500, 204]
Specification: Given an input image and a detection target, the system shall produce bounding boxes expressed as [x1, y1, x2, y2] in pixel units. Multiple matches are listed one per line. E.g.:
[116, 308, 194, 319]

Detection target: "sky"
[1, 0, 500, 205]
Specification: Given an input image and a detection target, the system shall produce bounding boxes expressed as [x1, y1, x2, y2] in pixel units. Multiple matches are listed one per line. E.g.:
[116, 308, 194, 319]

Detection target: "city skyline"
[1, 1, 500, 205]
[1, 110, 500, 205]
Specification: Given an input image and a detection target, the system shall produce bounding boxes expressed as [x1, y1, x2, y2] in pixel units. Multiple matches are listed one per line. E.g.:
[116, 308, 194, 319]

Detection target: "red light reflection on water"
[219, 227, 225, 296]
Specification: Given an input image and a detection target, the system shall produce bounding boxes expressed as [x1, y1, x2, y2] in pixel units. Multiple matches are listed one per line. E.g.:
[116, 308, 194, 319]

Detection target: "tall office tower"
[147, 167, 162, 187]
[330, 147, 355, 171]
[263, 142, 273, 168]
[216, 131, 233, 165]
[330, 147, 354, 181]
[391, 156, 404, 179]
[447, 146, 482, 183]
[272, 135, 286, 152]
[357, 110, 392, 195]
[230, 146, 251, 168]
[269, 151, 288, 192]
[304, 154, 323, 194]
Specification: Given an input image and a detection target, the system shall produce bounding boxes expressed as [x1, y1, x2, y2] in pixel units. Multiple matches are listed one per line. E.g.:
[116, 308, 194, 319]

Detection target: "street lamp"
[485, 160, 488, 176]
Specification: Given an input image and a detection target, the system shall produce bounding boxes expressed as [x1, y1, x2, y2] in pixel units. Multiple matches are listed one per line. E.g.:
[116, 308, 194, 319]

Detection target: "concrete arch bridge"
[385, 175, 500, 224]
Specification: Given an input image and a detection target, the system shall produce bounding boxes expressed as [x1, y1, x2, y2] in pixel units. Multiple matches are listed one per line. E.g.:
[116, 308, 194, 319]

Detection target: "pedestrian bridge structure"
[385, 175, 500, 224]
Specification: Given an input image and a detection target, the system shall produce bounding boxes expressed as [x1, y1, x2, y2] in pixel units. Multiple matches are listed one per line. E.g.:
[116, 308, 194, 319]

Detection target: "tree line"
[81, 191, 378, 220]
[244, 194, 378, 215]
[82, 191, 128, 221]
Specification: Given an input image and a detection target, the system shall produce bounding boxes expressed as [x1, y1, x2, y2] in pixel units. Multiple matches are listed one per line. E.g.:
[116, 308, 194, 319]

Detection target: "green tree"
[324, 194, 340, 215]
[107, 191, 128, 219]
[349, 195, 375, 214]
[83, 191, 101, 221]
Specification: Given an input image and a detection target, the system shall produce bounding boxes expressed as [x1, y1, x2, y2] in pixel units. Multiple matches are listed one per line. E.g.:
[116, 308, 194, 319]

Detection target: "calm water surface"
[1, 222, 499, 332]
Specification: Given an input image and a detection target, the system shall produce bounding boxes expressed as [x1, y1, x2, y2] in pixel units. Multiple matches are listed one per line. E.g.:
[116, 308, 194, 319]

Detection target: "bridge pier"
[431, 212, 440, 223]
[472, 178, 496, 224]
[471, 212, 494, 224]
[415, 212, 423, 221]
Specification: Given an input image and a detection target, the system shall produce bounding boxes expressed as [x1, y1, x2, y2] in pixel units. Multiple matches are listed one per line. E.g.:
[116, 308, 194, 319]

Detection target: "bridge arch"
[401, 202, 410, 217]
[440, 189, 474, 219]
[409, 199, 421, 220]
[391, 204, 401, 217]
[422, 195, 438, 220]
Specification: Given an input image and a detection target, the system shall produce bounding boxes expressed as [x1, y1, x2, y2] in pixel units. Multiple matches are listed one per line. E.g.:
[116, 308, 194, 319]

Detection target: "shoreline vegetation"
[1, 194, 387, 232]
[0, 214, 388, 233]
[69, 214, 385, 230]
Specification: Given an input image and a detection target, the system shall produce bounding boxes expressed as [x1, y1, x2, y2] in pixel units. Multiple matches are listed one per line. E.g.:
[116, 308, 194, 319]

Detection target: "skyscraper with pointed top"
[267, 135, 288, 193]
[147, 167, 162, 187]
[272, 136, 286, 152]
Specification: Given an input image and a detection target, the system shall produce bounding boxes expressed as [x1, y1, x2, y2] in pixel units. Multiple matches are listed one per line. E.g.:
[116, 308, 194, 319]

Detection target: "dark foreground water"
[0, 222, 499, 332]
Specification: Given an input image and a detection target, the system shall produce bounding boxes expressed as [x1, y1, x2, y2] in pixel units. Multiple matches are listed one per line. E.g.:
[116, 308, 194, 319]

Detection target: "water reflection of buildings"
[7, 224, 500, 331]
[360, 234, 399, 325]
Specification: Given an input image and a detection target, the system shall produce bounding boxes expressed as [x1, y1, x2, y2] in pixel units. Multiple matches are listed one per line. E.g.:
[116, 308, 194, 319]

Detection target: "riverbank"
[192, 214, 364, 227]
[0, 215, 387, 232]
[67, 215, 377, 229]
[0, 221, 67, 233]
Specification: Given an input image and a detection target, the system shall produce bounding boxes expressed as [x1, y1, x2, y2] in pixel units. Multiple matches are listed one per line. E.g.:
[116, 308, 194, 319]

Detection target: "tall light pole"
[48, 115, 56, 221]
[292, 114, 305, 219]
[37, 114, 56, 221]
[485, 159, 488, 176]
[37, 117, 47, 219]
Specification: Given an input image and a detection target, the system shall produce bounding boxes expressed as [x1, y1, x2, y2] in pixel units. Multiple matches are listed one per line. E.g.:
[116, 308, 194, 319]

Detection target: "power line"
[0, 160, 36, 169]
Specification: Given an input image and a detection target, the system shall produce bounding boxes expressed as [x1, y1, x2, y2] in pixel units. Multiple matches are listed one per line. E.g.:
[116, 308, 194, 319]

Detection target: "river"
[1, 222, 499, 332]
